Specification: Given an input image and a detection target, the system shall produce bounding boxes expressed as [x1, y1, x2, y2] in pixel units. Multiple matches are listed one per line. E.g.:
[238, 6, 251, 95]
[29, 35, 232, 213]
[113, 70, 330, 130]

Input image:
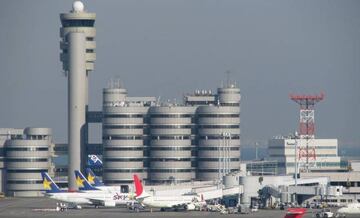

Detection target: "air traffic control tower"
[60, 1, 96, 190]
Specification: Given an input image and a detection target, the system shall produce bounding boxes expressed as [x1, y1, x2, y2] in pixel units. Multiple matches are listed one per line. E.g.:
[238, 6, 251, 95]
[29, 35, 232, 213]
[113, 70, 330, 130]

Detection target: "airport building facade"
[268, 138, 341, 174]
[102, 83, 241, 185]
[0, 128, 24, 194]
[102, 87, 154, 185]
[0, 128, 53, 197]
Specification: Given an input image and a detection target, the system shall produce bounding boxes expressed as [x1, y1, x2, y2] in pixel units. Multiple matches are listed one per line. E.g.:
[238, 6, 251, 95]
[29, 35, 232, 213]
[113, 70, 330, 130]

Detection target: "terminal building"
[0, 128, 24, 194]
[268, 137, 342, 174]
[0, 128, 53, 197]
[101, 82, 241, 185]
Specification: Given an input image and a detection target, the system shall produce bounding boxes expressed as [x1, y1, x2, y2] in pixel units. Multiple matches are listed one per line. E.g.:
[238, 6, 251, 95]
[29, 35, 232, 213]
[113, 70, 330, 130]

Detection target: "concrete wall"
[269, 138, 341, 174]
[102, 84, 241, 184]
[196, 106, 241, 180]
[102, 88, 149, 184]
[5, 128, 52, 197]
[149, 106, 196, 183]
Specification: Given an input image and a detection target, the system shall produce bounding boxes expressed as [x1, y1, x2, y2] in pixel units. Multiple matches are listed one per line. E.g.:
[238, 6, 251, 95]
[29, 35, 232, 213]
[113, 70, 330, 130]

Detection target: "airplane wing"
[168, 200, 194, 208]
[87, 198, 116, 207]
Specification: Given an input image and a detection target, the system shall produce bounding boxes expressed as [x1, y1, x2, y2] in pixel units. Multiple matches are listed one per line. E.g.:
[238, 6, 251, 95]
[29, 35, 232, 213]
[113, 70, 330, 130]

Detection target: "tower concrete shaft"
[60, 1, 96, 190]
[68, 32, 86, 190]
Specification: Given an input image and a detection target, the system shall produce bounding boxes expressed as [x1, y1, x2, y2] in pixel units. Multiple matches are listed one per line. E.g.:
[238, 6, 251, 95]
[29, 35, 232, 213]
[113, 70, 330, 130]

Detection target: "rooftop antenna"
[109, 78, 114, 89]
[114, 76, 121, 88]
[225, 70, 231, 87]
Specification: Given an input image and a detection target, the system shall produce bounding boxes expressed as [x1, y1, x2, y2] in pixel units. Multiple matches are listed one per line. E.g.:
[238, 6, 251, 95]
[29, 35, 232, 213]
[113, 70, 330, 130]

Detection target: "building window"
[150, 114, 192, 118]
[62, 19, 95, 27]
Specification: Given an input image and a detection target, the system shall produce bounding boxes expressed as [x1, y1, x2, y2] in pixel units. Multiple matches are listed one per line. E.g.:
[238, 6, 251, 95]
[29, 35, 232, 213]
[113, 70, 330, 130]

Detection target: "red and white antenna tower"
[290, 92, 324, 171]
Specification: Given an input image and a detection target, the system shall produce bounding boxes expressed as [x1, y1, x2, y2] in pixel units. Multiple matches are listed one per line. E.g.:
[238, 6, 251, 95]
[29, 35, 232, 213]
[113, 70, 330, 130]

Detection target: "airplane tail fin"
[41, 172, 63, 193]
[74, 170, 99, 191]
[85, 168, 104, 186]
[133, 174, 149, 199]
[87, 155, 103, 167]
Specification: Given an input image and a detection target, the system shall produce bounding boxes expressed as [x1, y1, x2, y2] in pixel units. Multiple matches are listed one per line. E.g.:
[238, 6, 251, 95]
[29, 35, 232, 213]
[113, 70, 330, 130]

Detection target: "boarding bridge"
[288, 186, 324, 196]
[193, 186, 243, 200]
[262, 185, 282, 198]
[263, 185, 323, 195]
[262, 185, 325, 197]
[154, 184, 243, 201]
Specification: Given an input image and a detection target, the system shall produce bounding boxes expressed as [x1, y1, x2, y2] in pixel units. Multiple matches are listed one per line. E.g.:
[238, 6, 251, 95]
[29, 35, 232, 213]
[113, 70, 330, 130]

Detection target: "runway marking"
[32, 208, 58, 212]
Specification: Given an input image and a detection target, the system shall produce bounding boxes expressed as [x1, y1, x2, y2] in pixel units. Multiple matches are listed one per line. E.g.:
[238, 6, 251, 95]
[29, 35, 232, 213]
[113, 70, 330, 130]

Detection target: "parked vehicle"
[316, 208, 334, 218]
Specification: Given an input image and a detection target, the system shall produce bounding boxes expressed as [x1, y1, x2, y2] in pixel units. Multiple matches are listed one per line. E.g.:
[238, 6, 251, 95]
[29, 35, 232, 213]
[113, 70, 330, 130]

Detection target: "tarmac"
[0, 197, 356, 218]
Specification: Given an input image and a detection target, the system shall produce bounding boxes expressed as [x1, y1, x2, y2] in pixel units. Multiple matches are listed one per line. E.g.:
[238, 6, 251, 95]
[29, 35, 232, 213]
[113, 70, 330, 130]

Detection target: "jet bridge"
[240, 175, 331, 205]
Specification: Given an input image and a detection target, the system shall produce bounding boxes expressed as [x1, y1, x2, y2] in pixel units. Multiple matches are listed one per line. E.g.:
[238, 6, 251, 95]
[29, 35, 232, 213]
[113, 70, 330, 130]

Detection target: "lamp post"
[255, 142, 259, 160]
[224, 132, 231, 175]
[294, 132, 299, 187]
[292, 131, 299, 205]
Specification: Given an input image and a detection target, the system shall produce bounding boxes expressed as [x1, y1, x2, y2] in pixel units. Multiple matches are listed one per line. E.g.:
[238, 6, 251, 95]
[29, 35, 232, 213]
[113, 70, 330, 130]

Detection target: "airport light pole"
[255, 142, 259, 160]
[294, 132, 299, 187]
[287, 131, 299, 204]
[223, 132, 231, 175]
[218, 132, 231, 184]
[218, 134, 222, 183]
[293, 131, 299, 204]
[227, 133, 231, 174]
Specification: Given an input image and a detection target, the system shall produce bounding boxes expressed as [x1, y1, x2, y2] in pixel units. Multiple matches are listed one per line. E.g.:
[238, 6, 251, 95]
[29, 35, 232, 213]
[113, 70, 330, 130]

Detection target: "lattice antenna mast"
[290, 92, 324, 172]
[290, 93, 324, 138]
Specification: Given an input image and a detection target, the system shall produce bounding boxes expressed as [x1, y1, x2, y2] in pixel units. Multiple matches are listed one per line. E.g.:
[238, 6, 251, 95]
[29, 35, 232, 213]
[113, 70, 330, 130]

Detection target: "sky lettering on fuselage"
[113, 193, 128, 201]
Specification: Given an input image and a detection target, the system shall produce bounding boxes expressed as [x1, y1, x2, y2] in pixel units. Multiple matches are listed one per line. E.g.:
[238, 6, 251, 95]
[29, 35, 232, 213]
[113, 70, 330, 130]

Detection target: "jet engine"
[103, 200, 116, 207]
[185, 203, 196, 211]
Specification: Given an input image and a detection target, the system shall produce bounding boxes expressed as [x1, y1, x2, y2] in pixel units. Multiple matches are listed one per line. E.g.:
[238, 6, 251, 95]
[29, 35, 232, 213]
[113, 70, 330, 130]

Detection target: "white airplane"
[74, 170, 136, 205]
[83, 168, 122, 193]
[337, 203, 360, 217]
[133, 174, 205, 211]
[41, 172, 116, 208]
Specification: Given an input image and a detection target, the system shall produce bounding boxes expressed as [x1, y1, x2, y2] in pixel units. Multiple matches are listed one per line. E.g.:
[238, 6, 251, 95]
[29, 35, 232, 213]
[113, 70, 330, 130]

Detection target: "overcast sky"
[0, 0, 359, 147]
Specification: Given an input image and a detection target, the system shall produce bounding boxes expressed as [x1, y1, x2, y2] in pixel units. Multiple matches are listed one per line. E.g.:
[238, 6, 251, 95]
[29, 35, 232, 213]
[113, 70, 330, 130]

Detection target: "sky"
[0, 0, 359, 147]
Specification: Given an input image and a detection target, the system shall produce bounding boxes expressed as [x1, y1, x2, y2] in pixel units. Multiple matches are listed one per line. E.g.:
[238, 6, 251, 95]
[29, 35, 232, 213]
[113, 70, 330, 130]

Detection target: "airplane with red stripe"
[133, 174, 205, 211]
